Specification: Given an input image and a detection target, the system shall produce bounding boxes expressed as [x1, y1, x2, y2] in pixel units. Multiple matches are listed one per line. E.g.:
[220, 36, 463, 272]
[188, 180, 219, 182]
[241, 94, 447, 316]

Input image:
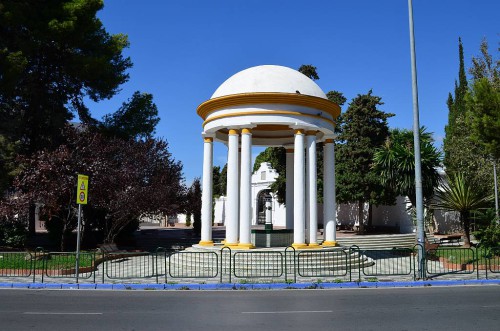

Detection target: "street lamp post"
[407, 0, 426, 279]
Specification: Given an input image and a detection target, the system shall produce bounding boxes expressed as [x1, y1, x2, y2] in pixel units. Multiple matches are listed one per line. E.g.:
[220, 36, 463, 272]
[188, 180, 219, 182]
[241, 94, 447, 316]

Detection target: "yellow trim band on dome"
[228, 129, 239, 135]
[202, 110, 336, 128]
[197, 92, 341, 120]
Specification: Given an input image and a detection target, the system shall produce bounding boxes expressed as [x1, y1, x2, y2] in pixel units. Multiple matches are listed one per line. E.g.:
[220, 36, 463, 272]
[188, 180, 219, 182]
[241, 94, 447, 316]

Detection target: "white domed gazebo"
[197, 65, 341, 249]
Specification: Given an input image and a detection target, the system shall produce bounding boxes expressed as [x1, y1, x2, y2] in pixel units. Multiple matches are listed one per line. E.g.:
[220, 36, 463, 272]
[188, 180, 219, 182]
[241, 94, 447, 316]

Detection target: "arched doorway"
[256, 189, 272, 225]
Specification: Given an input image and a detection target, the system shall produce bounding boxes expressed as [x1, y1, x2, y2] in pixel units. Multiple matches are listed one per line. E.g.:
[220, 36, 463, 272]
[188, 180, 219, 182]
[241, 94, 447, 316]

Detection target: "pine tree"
[336, 91, 394, 232]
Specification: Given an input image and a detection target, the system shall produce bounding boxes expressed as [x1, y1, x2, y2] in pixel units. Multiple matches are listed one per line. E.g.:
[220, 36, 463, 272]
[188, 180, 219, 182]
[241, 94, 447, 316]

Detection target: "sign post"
[76, 174, 89, 283]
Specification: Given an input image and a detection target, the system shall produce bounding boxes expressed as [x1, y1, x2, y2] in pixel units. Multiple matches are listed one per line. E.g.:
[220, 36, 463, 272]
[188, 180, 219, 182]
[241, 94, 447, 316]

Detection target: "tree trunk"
[461, 211, 471, 247]
[367, 203, 373, 230]
[358, 200, 365, 233]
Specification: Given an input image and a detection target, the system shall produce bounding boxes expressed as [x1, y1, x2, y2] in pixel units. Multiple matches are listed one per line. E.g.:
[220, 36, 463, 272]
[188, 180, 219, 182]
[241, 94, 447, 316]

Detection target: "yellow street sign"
[76, 174, 89, 205]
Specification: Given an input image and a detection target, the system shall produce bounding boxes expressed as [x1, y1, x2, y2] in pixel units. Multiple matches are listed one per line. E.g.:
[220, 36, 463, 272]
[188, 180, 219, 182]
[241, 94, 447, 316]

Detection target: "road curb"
[1, 279, 499, 290]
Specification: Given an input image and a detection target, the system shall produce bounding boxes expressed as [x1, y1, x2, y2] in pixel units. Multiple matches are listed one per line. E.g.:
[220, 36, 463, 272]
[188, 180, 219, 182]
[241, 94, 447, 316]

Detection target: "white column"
[307, 131, 319, 247]
[239, 128, 254, 249]
[285, 148, 294, 229]
[323, 139, 337, 246]
[225, 129, 239, 246]
[292, 129, 307, 248]
[200, 137, 214, 246]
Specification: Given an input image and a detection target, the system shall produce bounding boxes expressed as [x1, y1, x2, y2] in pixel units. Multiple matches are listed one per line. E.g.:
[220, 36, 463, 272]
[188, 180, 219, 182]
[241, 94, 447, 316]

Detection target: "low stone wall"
[251, 229, 293, 248]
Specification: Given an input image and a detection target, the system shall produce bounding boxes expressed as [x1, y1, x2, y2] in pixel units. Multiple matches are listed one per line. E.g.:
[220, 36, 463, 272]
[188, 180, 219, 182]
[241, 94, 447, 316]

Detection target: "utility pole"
[407, 0, 425, 279]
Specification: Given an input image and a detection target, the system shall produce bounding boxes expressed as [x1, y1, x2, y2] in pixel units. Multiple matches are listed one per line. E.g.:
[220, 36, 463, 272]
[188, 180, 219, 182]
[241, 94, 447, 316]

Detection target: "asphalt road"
[0, 286, 499, 331]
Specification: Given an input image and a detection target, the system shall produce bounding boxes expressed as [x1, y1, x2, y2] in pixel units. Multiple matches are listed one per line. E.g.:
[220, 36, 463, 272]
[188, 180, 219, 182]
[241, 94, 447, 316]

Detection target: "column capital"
[228, 129, 240, 135]
[285, 148, 294, 153]
[203, 137, 213, 143]
[241, 128, 252, 134]
[324, 138, 335, 144]
[294, 129, 305, 135]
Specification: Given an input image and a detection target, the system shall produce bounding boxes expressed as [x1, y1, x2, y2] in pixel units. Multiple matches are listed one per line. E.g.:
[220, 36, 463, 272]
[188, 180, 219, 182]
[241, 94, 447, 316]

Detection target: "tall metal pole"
[75, 204, 82, 283]
[407, 0, 425, 279]
[494, 161, 499, 218]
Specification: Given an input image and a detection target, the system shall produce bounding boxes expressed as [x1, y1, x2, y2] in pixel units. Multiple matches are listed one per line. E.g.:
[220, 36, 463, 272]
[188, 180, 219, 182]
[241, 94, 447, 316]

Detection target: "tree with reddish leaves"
[0, 126, 185, 250]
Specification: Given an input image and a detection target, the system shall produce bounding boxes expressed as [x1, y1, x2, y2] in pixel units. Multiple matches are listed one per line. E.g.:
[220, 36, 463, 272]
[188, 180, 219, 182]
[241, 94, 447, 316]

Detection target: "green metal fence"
[1, 245, 500, 284]
[425, 247, 476, 278]
[296, 249, 349, 278]
[0, 251, 33, 278]
[232, 251, 283, 278]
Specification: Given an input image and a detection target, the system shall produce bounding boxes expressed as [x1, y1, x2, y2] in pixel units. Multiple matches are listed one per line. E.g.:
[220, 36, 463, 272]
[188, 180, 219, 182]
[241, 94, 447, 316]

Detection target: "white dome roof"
[211, 65, 327, 99]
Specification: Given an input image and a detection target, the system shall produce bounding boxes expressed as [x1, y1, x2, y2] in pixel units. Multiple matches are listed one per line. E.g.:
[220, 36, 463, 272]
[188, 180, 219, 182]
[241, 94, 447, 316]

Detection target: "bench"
[97, 243, 127, 254]
[439, 234, 462, 246]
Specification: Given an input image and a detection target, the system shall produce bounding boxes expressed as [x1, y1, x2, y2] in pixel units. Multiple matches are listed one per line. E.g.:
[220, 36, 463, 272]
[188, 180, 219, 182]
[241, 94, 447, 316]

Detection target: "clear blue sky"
[90, 0, 499, 184]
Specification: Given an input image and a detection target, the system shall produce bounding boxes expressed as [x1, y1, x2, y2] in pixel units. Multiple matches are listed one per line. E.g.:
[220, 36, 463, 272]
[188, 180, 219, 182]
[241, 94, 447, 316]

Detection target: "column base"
[292, 243, 309, 249]
[308, 243, 321, 248]
[198, 240, 214, 246]
[223, 242, 239, 248]
[236, 243, 255, 249]
[322, 241, 338, 247]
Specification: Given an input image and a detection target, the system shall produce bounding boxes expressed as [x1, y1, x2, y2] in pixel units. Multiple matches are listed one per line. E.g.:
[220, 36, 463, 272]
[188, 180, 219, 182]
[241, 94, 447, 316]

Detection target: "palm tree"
[433, 173, 493, 247]
[373, 127, 442, 208]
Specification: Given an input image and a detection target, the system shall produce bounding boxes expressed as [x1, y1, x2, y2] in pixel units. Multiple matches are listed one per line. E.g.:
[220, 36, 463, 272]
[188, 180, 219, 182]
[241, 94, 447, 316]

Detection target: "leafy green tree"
[336, 90, 394, 232]
[212, 165, 227, 198]
[0, 135, 19, 194]
[373, 127, 442, 208]
[187, 178, 202, 235]
[0, 0, 132, 153]
[101, 91, 160, 140]
[469, 38, 500, 90]
[433, 173, 493, 247]
[466, 78, 500, 159]
[298, 64, 319, 80]
[443, 38, 492, 197]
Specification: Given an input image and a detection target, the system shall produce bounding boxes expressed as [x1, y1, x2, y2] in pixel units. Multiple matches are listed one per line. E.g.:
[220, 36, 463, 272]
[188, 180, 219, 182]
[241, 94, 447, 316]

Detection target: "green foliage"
[212, 165, 227, 198]
[298, 64, 319, 80]
[443, 38, 494, 197]
[326, 90, 347, 107]
[466, 78, 500, 159]
[432, 173, 493, 246]
[101, 91, 160, 140]
[336, 90, 394, 231]
[185, 213, 192, 227]
[469, 38, 500, 90]
[0, 217, 27, 248]
[444, 38, 468, 171]
[373, 127, 442, 207]
[0, 135, 20, 194]
[0, 0, 132, 153]
[187, 178, 202, 235]
[472, 209, 500, 248]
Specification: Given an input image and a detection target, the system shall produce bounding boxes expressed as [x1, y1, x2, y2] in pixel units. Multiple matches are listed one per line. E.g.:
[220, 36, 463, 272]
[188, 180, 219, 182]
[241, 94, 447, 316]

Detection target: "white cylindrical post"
[239, 128, 254, 249]
[307, 131, 319, 247]
[285, 148, 294, 229]
[225, 129, 240, 246]
[200, 137, 214, 246]
[292, 129, 307, 248]
[323, 139, 337, 246]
